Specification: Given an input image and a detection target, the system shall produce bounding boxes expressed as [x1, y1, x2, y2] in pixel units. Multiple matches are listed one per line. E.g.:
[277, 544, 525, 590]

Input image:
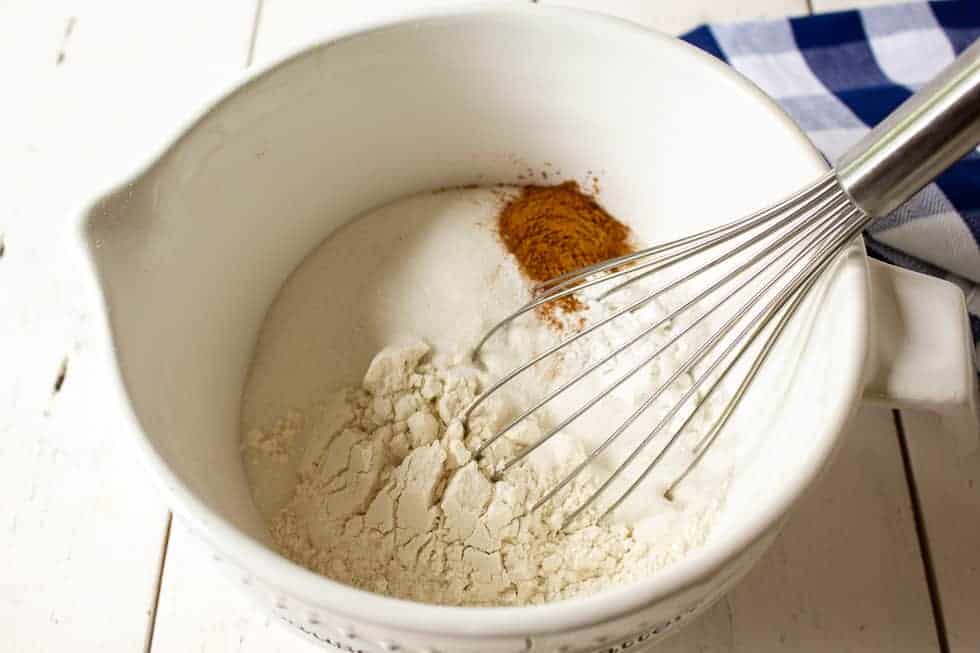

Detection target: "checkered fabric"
[683, 0, 980, 354]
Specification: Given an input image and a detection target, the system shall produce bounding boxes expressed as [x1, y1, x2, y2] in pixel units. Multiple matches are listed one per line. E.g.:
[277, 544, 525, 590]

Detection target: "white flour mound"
[241, 187, 733, 607]
[268, 341, 609, 604]
[249, 336, 725, 606]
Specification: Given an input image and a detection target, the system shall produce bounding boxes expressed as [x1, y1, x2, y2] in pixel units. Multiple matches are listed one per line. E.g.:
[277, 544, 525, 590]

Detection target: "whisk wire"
[662, 210, 872, 499]
[467, 187, 848, 435]
[532, 203, 858, 521]
[597, 182, 844, 302]
[534, 173, 836, 297]
[465, 173, 883, 529]
[569, 208, 867, 527]
[475, 193, 851, 466]
[472, 174, 839, 353]
[597, 252, 828, 522]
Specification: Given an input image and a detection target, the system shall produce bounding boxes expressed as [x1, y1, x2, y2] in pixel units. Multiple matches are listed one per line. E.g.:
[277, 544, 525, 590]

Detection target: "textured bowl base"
[282, 618, 368, 652]
[282, 613, 670, 653]
[263, 544, 737, 653]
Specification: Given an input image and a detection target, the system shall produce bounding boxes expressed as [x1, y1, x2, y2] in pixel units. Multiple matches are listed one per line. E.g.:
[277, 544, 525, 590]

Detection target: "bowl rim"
[69, 1, 869, 640]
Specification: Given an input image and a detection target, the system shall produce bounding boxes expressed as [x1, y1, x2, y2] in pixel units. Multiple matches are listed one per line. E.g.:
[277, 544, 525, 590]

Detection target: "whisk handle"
[836, 38, 980, 217]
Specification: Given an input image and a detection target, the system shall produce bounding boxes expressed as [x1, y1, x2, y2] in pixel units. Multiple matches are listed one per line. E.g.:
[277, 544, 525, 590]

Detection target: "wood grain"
[663, 407, 940, 652]
[0, 2, 257, 651]
[901, 410, 980, 653]
[251, 0, 496, 65]
[150, 523, 310, 652]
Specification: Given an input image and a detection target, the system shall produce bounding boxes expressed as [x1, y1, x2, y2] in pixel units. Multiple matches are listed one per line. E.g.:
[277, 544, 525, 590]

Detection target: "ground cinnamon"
[497, 181, 635, 325]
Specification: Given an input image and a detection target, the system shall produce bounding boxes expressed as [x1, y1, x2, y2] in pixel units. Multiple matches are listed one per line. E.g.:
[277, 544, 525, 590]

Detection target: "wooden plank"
[900, 410, 980, 653]
[0, 2, 257, 652]
[662, 407, 940, 652]
[251, 0, 499, 65]
[802, 0, 979, 648]
[813, 0, 917, 12]
[150, 523, 312, 652]
[537, 0, 808, 35]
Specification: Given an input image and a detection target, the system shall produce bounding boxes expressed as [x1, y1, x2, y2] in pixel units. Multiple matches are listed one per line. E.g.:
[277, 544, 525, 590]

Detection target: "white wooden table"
[3, 0, 978, 651]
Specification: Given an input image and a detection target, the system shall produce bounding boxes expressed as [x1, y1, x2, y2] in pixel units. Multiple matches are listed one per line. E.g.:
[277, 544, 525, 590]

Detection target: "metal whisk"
[464, 39, 980, 529]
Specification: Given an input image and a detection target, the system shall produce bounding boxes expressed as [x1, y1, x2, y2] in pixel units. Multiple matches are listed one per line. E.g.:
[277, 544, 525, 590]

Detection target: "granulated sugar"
[241, 186, 733, 607]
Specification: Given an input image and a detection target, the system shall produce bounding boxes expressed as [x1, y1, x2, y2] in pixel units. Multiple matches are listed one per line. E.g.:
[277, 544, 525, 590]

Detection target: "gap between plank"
[247, 0, 265, 67]
[144, 513, 173, 653]
[893, 409, 950, 653]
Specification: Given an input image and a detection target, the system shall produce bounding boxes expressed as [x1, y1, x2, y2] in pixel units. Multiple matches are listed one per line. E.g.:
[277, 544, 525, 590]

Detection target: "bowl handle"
[863, 259, 980, 452]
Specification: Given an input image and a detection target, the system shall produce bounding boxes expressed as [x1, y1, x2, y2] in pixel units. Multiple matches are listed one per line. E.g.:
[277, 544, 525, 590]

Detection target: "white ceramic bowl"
[71, 5, 977, 652]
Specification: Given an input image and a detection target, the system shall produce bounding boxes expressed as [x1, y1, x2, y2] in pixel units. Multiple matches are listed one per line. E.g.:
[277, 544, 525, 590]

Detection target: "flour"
[242, 411, 303, 464]
[240, 187, 733, 607]
[260, 341, 643, 605]
[251, 330, 727, 606]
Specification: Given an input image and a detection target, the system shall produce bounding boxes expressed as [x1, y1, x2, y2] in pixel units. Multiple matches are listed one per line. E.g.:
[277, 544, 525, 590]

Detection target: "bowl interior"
[82, 6, 866, 622]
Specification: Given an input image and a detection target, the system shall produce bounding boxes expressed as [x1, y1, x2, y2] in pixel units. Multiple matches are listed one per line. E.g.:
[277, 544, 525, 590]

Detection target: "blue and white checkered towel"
[683, 0, 980, 350]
